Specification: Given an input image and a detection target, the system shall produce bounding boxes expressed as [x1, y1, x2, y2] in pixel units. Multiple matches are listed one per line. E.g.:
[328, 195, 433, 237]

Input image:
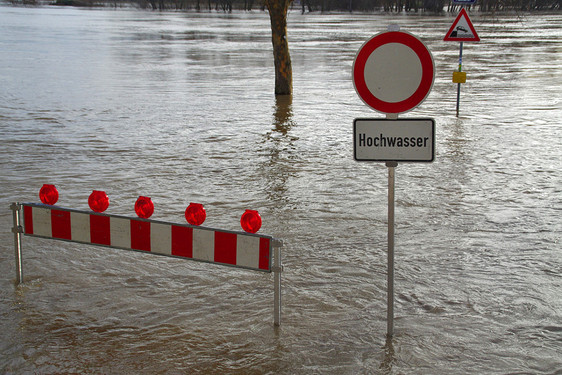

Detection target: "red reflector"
[88, 190, 109, 213]
[185, 203, 206, 226]
[134, 196, 154, 219]
[39, 184, 58, 205]
[240, 210, 262, 233]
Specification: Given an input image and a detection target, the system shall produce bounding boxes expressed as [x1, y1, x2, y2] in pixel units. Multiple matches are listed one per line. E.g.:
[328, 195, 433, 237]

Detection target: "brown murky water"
[1, 6, 561, 373]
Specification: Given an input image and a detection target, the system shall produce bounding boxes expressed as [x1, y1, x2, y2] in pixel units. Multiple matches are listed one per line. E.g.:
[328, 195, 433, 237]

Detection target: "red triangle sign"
[444, 8, 480, 42]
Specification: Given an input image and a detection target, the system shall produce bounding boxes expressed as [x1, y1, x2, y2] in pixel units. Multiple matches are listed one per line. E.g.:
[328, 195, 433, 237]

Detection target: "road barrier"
[10, 187, 283, 326]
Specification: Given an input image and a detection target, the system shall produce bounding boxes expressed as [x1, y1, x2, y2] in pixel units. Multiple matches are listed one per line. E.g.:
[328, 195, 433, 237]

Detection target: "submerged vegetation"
[7, 0, 561, 11]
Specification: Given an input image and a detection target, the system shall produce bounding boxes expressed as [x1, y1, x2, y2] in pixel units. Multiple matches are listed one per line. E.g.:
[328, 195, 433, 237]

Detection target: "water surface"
[1, 6, 561, 374]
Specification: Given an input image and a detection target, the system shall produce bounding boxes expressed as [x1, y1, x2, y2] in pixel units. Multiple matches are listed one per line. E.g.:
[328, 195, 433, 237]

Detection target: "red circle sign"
[353, 31, 434, 114]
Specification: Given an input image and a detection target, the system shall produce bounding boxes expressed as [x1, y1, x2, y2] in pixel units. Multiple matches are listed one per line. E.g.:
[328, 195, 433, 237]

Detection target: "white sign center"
[364, 43, 422, 103]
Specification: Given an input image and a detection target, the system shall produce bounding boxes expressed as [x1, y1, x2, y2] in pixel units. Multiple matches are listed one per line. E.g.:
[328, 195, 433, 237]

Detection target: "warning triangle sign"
[444, 8, 480, 42]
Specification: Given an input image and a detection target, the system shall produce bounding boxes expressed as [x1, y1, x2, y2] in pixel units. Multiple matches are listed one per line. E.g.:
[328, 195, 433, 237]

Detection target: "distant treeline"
[11, 0, 561, 12]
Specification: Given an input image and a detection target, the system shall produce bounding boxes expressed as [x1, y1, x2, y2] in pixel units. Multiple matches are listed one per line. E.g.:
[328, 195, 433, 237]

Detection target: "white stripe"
[110, 217, 131, 249]
[151, 222, 171, 255]
[192, 228, 214, 262]
[236, 235, 260, 269]
[70, 212, 90, 243]
[33, 206, 52, 237]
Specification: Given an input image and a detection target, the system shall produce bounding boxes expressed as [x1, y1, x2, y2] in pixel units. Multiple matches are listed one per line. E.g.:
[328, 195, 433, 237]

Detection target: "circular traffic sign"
[353, 31, 434, 114]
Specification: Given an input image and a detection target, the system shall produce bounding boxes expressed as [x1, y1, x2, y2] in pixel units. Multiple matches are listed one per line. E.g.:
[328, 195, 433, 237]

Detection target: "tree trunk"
[265, 0, 293, 96]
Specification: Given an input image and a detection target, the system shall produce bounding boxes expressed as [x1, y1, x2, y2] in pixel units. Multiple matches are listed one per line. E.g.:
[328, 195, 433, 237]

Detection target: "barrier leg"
[10, 203, 24, 285]
[272, 241, 283, 326]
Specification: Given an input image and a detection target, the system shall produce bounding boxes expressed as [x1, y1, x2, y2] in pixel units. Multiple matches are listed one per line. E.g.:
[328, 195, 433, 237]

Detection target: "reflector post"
[241, 210, 262, 233]
[39, 184, 59, 205]
[185, 203, 206, 226]
[88, 190, 109, 213]
[134, 196, 154, 219]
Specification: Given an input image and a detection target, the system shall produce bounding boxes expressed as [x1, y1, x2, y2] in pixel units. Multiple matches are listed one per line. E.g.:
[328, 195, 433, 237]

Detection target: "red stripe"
[90, 215, 111, 246]
[259, 238, 271, 271]
[131, 220, 151, 251]
[23, 206, 33, 235]
[214, 232, 237, 265]
[171, 225, 193, 258]
[51, 209, 71, 240]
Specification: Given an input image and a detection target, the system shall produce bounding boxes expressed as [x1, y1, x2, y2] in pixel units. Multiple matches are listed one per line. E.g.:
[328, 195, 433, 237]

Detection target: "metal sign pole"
[10, 203, 24, 285]
[456, 41, 464, 117]
[386, 160, 397, 338]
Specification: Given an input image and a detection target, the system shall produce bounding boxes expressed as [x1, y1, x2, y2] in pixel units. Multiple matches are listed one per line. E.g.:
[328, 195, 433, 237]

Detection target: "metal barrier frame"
[10, 202, 283, 326]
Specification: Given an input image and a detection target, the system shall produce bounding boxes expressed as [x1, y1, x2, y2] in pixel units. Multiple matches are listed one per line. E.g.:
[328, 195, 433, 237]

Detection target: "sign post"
[444, 8, 480, 117]
[456, 41, 464, 117]
[385, 159, 396, 337]
[352, 26, 435, 338]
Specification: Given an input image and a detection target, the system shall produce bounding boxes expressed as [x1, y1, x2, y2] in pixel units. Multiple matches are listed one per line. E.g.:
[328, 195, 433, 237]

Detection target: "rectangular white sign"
[354, 118, 435, 162]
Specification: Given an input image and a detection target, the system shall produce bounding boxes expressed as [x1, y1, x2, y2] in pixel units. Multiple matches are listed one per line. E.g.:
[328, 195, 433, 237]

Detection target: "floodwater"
[1, 5, 561, 374]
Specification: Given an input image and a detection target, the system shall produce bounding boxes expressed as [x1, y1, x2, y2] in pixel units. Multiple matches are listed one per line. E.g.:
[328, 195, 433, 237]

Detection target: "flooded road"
[1, 6, 561, 374]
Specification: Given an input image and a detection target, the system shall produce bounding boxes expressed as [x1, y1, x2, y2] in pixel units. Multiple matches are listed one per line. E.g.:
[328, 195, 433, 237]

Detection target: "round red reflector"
[185, 203, 206, 226]
[240, 210, 262, 233]
[39, 184, 59, 205]
[88, 190, 109, 213]
[134, 196, 154, 219]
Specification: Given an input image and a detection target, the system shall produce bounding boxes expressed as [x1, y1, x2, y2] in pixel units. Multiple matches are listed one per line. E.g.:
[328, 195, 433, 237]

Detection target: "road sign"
[353, 31, 434, 115]
[453, 0, 476, 4]
[353, 118, 435, 162]
[444, 8, 480, 42]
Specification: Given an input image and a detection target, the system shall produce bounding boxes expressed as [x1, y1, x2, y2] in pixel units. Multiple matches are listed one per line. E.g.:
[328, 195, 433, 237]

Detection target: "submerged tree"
[265, 0, 293, 96]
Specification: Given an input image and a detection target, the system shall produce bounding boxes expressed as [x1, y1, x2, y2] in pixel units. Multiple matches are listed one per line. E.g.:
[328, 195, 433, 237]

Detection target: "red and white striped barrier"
[10, 187, 283, 326]
[21, 204, 273, 272]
